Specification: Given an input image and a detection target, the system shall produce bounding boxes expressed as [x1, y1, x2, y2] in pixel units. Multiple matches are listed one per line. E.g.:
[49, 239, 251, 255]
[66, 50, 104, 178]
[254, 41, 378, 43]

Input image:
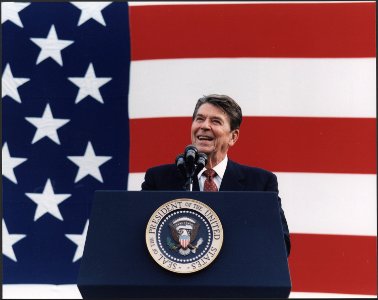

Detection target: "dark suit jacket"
[142, 159, 291, 256]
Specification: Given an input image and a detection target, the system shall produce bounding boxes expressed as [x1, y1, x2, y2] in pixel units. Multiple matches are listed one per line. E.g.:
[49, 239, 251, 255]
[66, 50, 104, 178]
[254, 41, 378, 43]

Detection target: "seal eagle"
[169, 217, 202, 255]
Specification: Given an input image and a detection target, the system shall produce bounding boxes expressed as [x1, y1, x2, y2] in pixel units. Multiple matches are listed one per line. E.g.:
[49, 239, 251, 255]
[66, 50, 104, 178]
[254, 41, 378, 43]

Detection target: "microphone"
[175, 145, 204, 191]
[175, 153, 186, 177]
[184, 145, 198, 167]
[196, 152, 208, 172]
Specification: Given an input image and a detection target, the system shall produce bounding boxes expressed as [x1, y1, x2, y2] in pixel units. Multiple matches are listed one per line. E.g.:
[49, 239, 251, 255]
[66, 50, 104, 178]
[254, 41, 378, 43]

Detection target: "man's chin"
[195, 145, 214, 155]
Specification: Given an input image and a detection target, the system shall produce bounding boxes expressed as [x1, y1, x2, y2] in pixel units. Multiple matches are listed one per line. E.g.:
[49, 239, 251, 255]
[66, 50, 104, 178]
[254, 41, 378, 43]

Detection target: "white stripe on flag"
[129, 58, 376, 119]
[276, 172, 377, 236]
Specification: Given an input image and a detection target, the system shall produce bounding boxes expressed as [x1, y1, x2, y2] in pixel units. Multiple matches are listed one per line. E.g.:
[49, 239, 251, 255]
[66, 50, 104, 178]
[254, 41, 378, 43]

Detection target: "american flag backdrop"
[2, 1, 376, 298]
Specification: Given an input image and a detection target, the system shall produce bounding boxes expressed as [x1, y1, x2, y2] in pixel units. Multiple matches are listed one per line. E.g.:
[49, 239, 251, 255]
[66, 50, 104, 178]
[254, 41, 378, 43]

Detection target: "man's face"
[191, 103, 239, 161]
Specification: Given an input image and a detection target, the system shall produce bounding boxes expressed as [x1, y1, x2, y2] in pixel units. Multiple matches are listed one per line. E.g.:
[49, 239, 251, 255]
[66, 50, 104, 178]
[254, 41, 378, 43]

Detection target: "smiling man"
[141, 94, 290, 256]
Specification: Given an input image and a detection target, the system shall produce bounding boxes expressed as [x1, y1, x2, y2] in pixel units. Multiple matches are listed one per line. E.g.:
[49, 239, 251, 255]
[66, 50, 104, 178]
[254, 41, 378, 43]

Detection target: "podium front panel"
[78, 191, 291, 298]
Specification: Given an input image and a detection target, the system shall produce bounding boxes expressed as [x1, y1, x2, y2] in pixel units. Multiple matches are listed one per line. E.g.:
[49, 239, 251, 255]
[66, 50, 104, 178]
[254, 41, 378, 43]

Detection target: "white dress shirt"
[197, 155, 228, 191]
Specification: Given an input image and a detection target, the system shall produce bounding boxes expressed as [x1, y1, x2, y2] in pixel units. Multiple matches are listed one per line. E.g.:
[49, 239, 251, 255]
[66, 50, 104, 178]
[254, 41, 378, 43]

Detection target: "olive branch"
[167, 237, 179, 251]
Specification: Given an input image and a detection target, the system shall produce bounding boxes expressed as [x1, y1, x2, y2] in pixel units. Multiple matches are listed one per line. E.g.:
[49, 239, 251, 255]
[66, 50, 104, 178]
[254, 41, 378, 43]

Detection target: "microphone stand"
[186, 177, 193, 191]
[185, 165, 196, 191]
[187, 152, 207, 191]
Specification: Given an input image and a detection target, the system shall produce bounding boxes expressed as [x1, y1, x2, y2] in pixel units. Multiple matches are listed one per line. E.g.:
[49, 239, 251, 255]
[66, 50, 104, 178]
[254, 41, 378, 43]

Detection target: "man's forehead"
[196, 103, 228, 118]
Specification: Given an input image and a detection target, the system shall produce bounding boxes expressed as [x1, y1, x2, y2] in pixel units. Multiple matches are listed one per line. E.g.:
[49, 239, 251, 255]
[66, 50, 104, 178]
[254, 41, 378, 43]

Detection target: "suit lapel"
[220, 160, 245, 191]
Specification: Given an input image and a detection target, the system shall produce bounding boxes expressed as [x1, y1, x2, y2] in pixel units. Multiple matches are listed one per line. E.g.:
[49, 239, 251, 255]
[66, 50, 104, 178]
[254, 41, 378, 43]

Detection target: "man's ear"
[229, 129, 239, 146]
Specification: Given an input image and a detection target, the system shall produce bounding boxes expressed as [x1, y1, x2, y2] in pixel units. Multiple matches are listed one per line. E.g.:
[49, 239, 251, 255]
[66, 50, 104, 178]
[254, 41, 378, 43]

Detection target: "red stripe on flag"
[129, 3, 376, 60]
[129, 117, 376, 174]
[289, 233, 377, 295]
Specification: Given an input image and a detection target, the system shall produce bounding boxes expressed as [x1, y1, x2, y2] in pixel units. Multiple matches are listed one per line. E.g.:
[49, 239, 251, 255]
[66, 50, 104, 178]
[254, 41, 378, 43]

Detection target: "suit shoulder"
[142, 163, 185, 191]
[230, 160, 276, 178]
[145, 164, 177, 175]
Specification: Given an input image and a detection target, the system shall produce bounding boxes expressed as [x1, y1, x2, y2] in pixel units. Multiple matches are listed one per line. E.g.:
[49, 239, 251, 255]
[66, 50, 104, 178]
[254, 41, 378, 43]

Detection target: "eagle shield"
[169, 217, 199, 252]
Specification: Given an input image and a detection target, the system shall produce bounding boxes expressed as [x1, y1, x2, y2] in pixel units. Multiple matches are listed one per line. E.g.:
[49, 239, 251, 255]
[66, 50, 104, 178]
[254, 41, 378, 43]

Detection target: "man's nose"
[200, 119, 211, 129]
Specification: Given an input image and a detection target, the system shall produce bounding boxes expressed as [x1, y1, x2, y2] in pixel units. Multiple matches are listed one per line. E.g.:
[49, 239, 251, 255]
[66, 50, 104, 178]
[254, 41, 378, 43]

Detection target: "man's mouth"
[197, 135, 213, 141]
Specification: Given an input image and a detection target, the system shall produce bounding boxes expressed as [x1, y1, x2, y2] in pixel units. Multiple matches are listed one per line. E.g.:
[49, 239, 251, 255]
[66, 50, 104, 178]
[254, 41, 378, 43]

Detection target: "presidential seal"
[146, 198, 223, 274]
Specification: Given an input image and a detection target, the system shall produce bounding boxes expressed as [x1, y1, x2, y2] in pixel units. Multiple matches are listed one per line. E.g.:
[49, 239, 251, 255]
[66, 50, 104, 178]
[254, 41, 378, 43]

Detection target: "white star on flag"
[68, 63, 112, 104]
[25, 179, 71, 222]
[70, 2, 112, 26]
[67, 141, 112, 183]
[65, 220, 89, 262]
[1, 2, 30, 28]
[25, 103, 70, 145]
[2, 63, 30, 103]
[2, 142, 27, 184]
[30, 25, 74, 66]
[2, 219, 26, 262]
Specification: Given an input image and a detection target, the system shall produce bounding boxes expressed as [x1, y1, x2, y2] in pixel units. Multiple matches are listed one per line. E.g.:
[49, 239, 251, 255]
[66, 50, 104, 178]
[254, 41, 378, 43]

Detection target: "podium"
[77, 191, 291, 298]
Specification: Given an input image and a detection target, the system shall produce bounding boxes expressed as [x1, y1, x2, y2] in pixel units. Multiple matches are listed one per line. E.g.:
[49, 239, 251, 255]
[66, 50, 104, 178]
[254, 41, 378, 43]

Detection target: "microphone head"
[184, 145, 198, 163]
[196, 152, 208, 171]
[175, 153, 186, 177]
[175, 153, 185, 166]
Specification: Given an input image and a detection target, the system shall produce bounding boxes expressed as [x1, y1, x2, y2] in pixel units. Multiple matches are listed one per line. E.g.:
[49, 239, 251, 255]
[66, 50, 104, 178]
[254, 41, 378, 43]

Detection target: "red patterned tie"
[203, 169, 218, 192]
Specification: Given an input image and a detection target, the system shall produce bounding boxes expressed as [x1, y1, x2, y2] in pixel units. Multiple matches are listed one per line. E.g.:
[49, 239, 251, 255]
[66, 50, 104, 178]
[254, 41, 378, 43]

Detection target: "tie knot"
[203, 169, 216, 179]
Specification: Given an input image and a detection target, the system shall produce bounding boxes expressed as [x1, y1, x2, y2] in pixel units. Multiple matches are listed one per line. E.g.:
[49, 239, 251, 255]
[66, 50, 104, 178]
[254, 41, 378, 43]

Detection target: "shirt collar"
[198, 155, 228, 179]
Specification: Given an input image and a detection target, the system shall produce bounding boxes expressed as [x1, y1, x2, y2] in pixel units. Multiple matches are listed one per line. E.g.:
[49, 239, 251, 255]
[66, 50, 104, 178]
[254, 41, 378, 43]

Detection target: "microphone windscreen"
[175, 153, 185, 165]
[196, 152, 207, 170]
[175, 153, 186, 177]
[185, 145, 198, 163]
